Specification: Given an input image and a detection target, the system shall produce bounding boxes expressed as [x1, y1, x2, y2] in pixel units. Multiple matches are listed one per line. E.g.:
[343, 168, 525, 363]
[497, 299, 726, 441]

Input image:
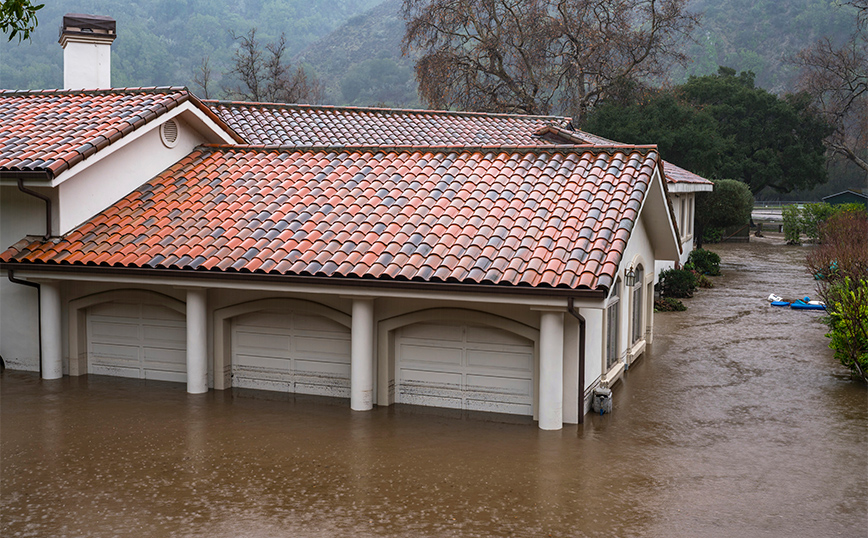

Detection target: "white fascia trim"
[36, 102, 234, 188]
[8, 269, 607, 309]
[667, 182, 714, 193]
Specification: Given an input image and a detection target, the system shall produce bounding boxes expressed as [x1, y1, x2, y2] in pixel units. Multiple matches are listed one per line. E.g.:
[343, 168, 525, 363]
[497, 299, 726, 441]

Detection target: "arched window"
[606, 279, 621, 370]
[632, 265, 645, 344]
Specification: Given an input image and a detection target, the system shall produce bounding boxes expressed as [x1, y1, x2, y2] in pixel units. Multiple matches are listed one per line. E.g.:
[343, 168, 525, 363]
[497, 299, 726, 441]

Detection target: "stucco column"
[351, 298, 375, 411]
[186, 288, 208, 394]
[39, 280, 63, 379]
[539, 310, 565, 430]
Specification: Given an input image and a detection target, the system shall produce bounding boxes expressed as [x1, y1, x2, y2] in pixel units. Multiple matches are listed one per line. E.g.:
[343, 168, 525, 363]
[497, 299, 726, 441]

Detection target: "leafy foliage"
[799, 203, 837, 243]
[583, 69, 832, 196]
[782, 204, 802, 244]
[694, 179, 753, 248]
[655, 297, 687, 312]
[657, 268, 698, 298]
[400, 0, 698, 121]
[804, 209, 868, 380]
[0, 0, 43, 42]
[825, 278, 868, 382]
[686, 248, 721, 276]
[782, 202, 866, 244]
[679, 69, 831, 195]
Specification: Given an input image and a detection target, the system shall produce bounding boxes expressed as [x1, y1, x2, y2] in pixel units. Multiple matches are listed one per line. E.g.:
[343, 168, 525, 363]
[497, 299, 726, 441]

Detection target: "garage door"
[396, 322, 534, 416]
[231, 311, 351, 397]
[88, 302, 186, 382]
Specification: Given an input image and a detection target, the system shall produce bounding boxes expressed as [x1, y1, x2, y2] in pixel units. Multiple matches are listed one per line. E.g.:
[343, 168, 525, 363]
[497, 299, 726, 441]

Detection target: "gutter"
[6, 269, 42, 377]
[15, 177, 52, 240]
[0, 262, 608, 300]
[567, 297, 586, 424]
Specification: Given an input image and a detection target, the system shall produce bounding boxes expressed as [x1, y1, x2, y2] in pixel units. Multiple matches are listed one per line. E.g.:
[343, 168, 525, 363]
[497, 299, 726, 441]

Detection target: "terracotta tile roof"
[1, 145, 659, 292]
[0, 88, 225, 178]
[569, 128, 710, 186]
[207, 101, 571, 147]
[207, 101, 711, 188]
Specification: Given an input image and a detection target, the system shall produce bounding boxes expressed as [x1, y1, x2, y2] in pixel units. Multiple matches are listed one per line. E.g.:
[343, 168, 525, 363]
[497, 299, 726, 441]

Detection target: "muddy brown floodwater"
[2, 237, 867, 538]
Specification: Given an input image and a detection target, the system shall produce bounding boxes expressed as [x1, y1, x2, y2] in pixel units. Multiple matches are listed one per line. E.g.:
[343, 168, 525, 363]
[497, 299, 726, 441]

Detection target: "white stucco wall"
[56, 117, 207, 235]
[596, 210, 658, 389]
[0, 187, 47, 370]
[62, 38, 113, 89]
[656, 192, 696, 275]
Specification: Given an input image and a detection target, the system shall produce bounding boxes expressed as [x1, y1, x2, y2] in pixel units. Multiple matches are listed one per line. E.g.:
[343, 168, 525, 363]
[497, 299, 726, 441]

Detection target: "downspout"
[6, 269, 42, 377]
[567, 297, 586, 424]
[17, 178, 52, 240]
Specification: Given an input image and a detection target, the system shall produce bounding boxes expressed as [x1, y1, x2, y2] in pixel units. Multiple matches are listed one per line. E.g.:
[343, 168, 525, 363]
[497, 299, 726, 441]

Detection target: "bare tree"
[192, 56, 215, 99]
[401, 0, 698, 122]
[794, 1, 868, 172]
[226, 28, 325, 104]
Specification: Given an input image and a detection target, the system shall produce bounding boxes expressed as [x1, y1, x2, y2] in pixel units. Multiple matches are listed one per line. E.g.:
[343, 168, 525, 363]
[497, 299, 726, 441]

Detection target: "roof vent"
[160, 119, 179, 148]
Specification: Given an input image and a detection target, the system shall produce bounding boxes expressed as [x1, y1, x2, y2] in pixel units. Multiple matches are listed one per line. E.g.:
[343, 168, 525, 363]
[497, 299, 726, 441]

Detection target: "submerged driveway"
[1, 237, 866, 537]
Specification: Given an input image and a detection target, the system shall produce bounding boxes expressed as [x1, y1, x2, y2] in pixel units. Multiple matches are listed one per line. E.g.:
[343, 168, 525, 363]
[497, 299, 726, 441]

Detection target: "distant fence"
[754, 201, 817, 208]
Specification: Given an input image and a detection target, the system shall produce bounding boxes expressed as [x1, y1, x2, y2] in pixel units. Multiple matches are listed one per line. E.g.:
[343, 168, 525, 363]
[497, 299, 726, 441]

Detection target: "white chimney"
[59, 14, 117, 89]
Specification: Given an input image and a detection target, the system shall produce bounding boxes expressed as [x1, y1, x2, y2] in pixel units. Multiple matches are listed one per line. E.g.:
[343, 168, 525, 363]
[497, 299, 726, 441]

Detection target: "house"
[822, 189, 868, 209]
[0, 14, 686, 430]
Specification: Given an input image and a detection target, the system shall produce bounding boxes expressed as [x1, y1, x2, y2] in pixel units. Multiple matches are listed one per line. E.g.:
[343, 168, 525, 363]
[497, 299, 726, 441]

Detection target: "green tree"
[680, 68, 832, 195]
[582, 68, 833, 196]
[694, 179, 753, 248]
[582, 90, 726, 179]
[0, 0, 43, 42]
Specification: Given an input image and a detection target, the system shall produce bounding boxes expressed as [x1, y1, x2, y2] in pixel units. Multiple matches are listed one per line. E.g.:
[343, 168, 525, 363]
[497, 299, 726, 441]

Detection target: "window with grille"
[606, 279, 621, 370]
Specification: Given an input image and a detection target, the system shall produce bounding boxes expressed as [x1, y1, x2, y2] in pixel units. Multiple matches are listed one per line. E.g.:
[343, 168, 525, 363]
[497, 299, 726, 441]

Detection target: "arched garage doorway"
[68, 289, 187, 381]
[379, 309, 539, 417]
[214, 298, 352, 397]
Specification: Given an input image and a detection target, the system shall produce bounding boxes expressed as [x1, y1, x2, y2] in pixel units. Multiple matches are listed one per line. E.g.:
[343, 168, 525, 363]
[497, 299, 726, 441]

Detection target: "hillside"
[678, 0, 860, 92]
[294, 0, 419, 107]
[0, 0, 382, 91]
[3, 0, 858, 101]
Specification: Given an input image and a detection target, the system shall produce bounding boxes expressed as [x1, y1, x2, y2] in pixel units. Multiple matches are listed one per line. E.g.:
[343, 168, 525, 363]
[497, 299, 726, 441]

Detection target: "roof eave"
[0, 262, 607, 300]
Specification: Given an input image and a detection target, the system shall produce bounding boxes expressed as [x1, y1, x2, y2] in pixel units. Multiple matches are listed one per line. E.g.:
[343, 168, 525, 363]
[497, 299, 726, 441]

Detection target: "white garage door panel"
[231, 310, 351, 397]
[396, 322, 535, 416]
[91, 319, 140, 341]
[295, 335, 350, 356]
[88, 302, 187, 382]
[466, 349, 532, 373]
[466, 373, 532, 394]
[399, 343, 463, 368]
[234, 330, 291, 353]
[92, 341, 139, 362]
[400, 368, 462, 387]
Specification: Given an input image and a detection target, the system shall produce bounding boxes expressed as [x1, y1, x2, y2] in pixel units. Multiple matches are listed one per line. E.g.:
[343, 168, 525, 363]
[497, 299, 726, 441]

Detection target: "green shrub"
[695, 179, 753, 248]
[825, 278, 868, 382]
[657, 268, 698, 298]
[695, 273, 714, 288]
[805, 210, 868, 382]
[655, 297, 687, 312]
[782, 204, 801, 244]
[800, 203, 835, 243]
[687, 248, 721, 276]
[702, 226, 723, 244]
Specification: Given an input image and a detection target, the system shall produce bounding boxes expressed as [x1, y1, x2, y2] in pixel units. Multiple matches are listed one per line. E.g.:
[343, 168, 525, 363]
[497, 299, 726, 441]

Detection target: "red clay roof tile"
[3, 145, 658, 292]
[0, 88, 203, 177]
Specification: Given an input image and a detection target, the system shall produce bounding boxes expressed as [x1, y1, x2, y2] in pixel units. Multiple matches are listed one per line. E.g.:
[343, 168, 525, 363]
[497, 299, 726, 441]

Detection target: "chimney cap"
[59, 13, 117, 43]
